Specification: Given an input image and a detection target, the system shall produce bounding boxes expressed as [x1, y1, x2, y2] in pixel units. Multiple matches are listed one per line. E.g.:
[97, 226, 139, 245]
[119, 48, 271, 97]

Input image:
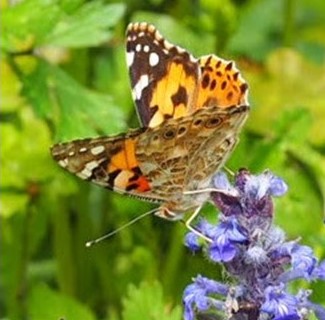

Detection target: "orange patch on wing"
[149, 62, 197, 127]
[110, 138, 137, 170]
[133, 175, 151, 192]
[196, 56, 248, 109]
[106, 138, 151, 193]
[174, 104, 187, 118]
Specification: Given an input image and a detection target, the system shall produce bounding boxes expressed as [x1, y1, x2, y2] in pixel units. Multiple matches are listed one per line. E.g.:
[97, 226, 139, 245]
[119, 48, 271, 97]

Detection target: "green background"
[1, 0, 325, 319]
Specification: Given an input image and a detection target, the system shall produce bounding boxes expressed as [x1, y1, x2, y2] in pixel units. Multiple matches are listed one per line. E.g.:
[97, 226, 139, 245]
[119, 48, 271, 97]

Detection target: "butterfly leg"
[224, 166, 235, 176]
[183, 188, 238, 196]
[184, 206, 212, 243]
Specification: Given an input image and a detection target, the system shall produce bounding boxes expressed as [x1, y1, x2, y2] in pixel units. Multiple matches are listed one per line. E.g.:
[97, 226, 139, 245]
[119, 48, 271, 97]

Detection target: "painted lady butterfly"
[51, 22, 249, 229]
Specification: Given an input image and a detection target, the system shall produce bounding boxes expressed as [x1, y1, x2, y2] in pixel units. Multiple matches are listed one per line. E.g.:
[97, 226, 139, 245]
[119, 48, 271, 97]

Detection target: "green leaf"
[19, 59, 126, 140]
[28, 283, 96, 320]
[1, 0, 125, 51]
[122, 281, 182, 320]
[0, 61, 25, 112]
[0, 193, 29, 218]
[272, 108, 312, 145]
[43, 2, 126, 47]
[1, 106, 53, 186]
[0, 106, 54, 217]
[247, 48, 325, 145]
[241, 109, 324, 237]
[227, 0, 283, 60]
[1, 0, 61, 52]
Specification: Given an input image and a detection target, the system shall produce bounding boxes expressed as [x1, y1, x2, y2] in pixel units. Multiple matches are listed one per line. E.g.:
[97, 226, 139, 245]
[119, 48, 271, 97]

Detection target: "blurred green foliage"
[1, 0, 325, 319]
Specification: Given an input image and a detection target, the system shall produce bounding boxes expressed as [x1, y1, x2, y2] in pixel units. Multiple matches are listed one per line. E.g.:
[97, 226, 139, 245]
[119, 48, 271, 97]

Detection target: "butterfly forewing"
[126, 22, 199, 128]
[196, 55, 249, 109]
[126, 23, 249, 129]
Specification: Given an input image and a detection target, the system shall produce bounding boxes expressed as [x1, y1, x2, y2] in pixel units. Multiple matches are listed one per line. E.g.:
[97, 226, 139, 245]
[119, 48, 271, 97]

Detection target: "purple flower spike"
[183, 170, 325, 320]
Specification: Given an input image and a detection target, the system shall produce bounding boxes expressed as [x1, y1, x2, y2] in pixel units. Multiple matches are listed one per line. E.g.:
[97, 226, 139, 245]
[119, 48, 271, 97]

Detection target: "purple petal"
[262, 286, 300, 319]
[217, 217, 248, 243]
[312, 260, 325, 280]
[291, 245, 317, 277]
[209, 236, 237, 262]
[269, 175, 288, 196]
[184, 232, 201, 252]
[244, 174, 270, 200]
[195, 275, 229, 295]
[274, 313, 301, 320]
[213, 172, 233, 192]
[196, 219, 218, 239]
[243, 171, 288, 201]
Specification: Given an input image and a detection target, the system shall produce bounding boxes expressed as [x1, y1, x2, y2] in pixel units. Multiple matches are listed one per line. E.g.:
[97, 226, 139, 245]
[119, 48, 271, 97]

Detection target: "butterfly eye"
[205, 117, 222, 128]
[163, 128, 176, 140]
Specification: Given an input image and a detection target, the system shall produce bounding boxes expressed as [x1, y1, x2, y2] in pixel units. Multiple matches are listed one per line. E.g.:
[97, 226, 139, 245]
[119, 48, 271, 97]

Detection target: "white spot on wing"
[77, 161, 99, 179]
[85, 161, 99, 171]
[133, 74, 149, 100]
[59, 159, 69, 168]
[135, 44, 141, 52]
[79, 147, 87, 153]
[143, 45, 149, 52]
[149, 52, 159, 66]
[76, 171, 89, 179]
[91, 145, 105, 155]
[126, 51, 135, 67]
[95, 180, 108, 187]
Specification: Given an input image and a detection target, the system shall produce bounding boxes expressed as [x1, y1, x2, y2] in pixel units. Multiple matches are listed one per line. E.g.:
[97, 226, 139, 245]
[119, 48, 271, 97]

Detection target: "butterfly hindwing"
[136, 105, 249, 199]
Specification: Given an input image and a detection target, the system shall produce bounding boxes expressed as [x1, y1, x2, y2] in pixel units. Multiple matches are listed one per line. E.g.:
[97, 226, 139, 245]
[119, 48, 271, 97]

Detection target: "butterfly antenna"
[85, 208, 157, 247]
